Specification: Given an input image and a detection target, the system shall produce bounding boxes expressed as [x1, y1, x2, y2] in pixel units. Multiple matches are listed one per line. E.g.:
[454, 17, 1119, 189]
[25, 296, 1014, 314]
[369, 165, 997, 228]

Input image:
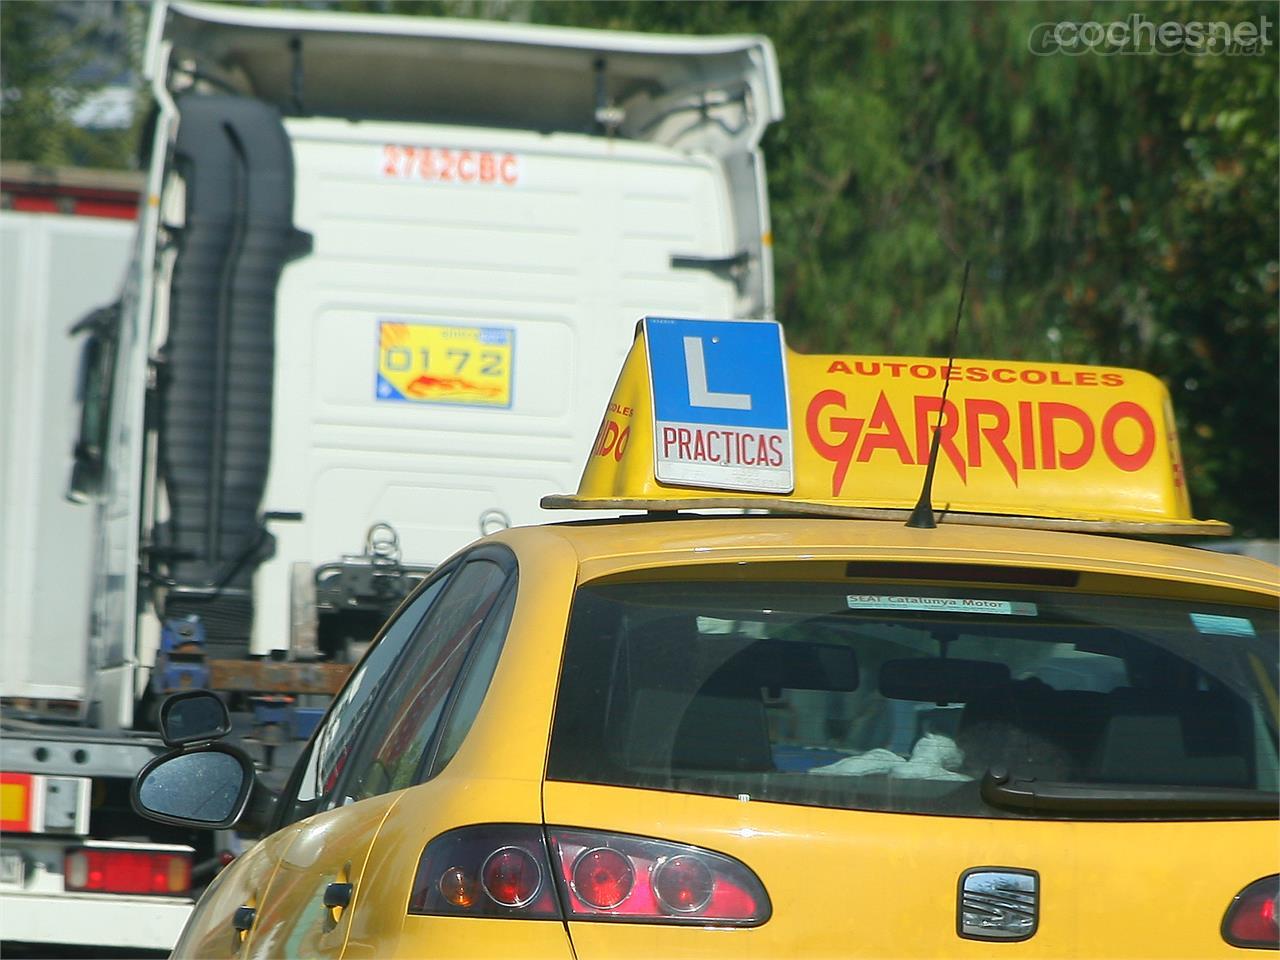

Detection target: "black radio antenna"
[906, 259, 970, 530]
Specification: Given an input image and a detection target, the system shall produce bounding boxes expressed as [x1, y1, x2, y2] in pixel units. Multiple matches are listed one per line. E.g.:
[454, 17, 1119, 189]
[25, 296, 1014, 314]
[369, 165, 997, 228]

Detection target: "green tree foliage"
[0, 0, 145, 167]
[529, 0, 1278, 536]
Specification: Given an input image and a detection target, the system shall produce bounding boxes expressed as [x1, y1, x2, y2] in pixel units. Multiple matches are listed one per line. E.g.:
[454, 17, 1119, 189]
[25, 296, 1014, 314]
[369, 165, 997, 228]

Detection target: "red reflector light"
[65, 848, 192, 895]
[572, 847, 635, 909]
[1223, 875, 1280, 949]
[0, 772, 35, 832]
[652, 855, 714, 913]
[551, 827, 768, 926]
[481, 846, 543, 908]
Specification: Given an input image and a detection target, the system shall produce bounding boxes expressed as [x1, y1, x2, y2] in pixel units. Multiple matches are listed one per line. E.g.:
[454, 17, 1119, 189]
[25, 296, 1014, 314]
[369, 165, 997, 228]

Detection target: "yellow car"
[135, 318, 1278, 958]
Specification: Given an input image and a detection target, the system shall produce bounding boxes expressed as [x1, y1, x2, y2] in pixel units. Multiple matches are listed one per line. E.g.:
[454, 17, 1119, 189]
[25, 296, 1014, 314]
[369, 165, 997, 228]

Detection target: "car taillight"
[572, 846, 634, 909]
[481, 846, 544, 908]
[651, 854, 714, 913]
[1222, 875, 1280, 949]
[407, 824, 770, 927]
[551, 828, 768, 925]
[64, 847, 192, 895]
[408, 825, 559, 919]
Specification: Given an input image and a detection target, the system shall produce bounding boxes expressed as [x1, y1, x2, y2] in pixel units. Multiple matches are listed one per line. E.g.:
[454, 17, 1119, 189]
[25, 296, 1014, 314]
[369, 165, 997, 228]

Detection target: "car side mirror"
[132, 746, 255, 829]
[158, 690, 232, 747]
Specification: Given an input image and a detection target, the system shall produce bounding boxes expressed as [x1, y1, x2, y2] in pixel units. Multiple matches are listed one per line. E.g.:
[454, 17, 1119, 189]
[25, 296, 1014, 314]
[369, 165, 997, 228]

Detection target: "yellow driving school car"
[134, 317, 1278, 958]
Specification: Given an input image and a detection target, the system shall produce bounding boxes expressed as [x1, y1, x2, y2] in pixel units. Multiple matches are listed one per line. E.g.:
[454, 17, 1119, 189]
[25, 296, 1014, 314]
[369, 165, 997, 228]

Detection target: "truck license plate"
[0, 849, 24, 886]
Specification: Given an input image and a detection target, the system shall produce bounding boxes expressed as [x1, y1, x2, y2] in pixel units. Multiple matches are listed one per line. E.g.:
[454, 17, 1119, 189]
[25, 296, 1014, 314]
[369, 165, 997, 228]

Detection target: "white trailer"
[1, 209, 134, 703]
[1, 1, 782, 951]
[0, 178, 198, 951]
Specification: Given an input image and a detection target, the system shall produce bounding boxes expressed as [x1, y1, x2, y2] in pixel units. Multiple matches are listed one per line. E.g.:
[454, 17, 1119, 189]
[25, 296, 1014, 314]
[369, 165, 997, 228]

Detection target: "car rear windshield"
[547, 563, 1279, 819]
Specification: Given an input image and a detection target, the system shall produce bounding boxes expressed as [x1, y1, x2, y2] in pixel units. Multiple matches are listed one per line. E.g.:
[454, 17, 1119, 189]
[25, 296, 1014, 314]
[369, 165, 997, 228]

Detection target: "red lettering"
[693, 430, 708, 461]
[418, 147, 434, 179]
[1101, 373, 1124, 387]
[827, 360, 853, 374]
[597, 420, 621, 457]
[1019, 401, 1036, 469]
[677, 428, 692, 460]
[1038, 402, 1095, 469]
[613, 427, 629, 462]
[458, 151, 476, 182]
[1076, 371, 1098, 386]
[479, 153, 496, 183]
[944, 364, 960, 381]
[910, 363, 935, 379]
[1022, 369, 1048, 385]
[993, 368, 1016, 384]
[913, 396, 966, 482]
[757, 434, 773, 466]
[806, 390, 862, 496]
[382, 145, 399, 177]
[1049, 370, 1071, 386]
[706, 430, 721, 463]
[500, 154, 518, 185]
[965, 398, 1017, 485]
[857, 392, 912, 464]
[854, 361, 881, 376]
[1101, 402, 1155, 471]
[883, 362, 907, 377]
[967, 366, 990, 383]
[660, 425, 676, 458]
[438, 148, 454, 181]
[768, 435, 784, 467]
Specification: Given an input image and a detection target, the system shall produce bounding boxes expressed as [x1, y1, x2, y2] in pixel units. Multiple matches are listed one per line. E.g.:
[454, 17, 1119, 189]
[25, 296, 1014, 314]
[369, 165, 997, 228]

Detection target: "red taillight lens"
[550, 827, 769, 926]
[65, 847, 192, 895]
[572, 846, 635, 909]
[408, 825, 770, 926]
[1222, 875, 1280, 949]
[652, 854, 714, 913]
[481, 846, 543, 908]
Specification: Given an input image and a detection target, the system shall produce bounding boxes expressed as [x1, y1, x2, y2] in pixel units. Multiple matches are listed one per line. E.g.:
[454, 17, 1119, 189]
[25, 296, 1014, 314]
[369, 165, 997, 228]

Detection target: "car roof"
[492, 515, 1280, 597]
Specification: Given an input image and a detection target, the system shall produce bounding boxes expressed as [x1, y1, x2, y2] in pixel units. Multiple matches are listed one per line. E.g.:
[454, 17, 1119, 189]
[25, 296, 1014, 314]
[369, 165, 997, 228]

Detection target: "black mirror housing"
[131, 744, 255, 829]
[158, 690, 232, 747]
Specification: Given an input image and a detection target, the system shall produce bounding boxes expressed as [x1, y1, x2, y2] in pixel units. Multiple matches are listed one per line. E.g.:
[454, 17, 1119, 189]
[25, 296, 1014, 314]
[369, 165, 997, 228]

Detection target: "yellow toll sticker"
[376, 320, 513, 408]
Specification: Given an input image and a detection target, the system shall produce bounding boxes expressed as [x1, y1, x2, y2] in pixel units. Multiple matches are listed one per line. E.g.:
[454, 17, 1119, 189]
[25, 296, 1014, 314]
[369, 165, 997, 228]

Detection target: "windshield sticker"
[846, 595, 1039, 616]
[1189, 612, 1256, 637]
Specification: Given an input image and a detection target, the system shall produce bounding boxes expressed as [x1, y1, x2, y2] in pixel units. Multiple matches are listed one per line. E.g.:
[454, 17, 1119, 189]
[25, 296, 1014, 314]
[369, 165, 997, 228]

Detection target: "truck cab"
[77, 0, 782, 725]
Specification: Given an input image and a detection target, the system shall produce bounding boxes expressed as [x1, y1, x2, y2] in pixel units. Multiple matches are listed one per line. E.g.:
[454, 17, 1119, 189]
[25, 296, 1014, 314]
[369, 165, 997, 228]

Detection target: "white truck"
[0, 0, 782, 951]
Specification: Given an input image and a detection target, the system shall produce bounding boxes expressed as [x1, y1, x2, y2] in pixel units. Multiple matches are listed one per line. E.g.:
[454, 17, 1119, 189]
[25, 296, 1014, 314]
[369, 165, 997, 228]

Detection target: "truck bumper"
[0, 890, 192, 950]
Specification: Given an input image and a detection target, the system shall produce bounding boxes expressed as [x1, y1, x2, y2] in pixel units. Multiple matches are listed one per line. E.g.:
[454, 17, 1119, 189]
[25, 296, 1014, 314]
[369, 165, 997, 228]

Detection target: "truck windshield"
[547, 563, 1279, 819]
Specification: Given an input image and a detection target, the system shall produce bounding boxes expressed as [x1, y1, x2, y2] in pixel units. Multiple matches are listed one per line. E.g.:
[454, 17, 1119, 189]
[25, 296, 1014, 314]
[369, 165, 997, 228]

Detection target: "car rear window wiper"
[980, 768, 1280, 816]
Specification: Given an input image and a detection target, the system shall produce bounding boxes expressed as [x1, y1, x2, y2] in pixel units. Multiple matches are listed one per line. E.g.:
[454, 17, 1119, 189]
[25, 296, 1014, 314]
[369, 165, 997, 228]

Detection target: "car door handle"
[323, 882, 353, 910]
[232, 905, 256, 932]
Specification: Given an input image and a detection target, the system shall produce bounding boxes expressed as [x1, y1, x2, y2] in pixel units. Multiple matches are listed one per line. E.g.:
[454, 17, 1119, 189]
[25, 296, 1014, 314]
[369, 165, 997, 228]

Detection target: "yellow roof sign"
[543, 318, 1229, 535]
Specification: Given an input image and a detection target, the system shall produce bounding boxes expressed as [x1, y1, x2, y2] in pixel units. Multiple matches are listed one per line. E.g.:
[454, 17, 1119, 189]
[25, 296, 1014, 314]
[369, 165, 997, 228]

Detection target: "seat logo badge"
[958, 867, 1039, 941]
